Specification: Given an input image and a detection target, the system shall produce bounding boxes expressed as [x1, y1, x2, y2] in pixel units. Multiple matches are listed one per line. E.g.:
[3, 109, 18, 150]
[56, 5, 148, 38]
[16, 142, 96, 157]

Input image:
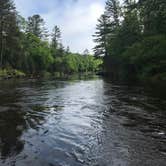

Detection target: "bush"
[0, 69, 26, 78]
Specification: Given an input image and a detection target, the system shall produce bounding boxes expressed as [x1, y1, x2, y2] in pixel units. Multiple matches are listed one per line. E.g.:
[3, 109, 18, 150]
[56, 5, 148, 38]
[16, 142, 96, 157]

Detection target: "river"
[0, 77, 166, 166]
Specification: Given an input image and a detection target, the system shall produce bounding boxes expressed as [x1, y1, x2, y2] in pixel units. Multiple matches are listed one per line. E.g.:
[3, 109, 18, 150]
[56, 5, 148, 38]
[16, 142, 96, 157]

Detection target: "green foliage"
[93, 0, 121, 56]
[94, 0, 166, 83]
[122, 35, 166, 80]
[52, 53, 102, 74]
[93, 14, 111, 56]
[139, 0, 166, 35]
[51, 26, 61, 51]
[0, 0, 21, 68]
[0, 69, 25, 78]
[23, 33, 53, 73]
[0, 0, 102, 77]
[26, 14, 48, 40]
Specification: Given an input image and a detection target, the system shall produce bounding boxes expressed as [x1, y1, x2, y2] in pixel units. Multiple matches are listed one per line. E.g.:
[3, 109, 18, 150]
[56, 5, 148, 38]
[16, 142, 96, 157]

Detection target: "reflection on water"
[0, 77, 166, 166]
[0, 109, 25, 159]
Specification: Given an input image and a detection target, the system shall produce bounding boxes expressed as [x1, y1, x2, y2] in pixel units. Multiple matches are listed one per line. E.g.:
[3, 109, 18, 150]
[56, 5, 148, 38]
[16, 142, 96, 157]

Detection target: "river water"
[0, 77, 166, 166]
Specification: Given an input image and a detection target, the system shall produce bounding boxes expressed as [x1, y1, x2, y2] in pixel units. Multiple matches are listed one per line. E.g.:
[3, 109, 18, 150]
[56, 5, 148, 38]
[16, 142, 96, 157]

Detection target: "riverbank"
[0, 69, 97, 80]
[1, 68, 165, 99]
[0, 69, 26, 79]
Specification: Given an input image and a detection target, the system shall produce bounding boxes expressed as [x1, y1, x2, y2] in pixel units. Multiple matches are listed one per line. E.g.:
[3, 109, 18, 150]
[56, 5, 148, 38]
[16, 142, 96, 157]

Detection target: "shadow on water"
[0, 88, 25, 163]
[0, 79, 51, 163]
[0, 109, 25, 159]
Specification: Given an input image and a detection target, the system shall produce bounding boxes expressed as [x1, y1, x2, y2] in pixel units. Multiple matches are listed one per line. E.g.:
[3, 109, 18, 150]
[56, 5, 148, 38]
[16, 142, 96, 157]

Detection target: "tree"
[93, 0, 121, 57]
[26, 14, 48, 40]
[51, 25, 61, 49]
[57, 43, 65, 57]
[105, 0, 120, 27]
[0, 0, 103, 76]
[93, 14, 110, 56]
[94, 0, 122, 76]
[104, 0, 121, 50]
[50, 25, 64, 59]
[115, 1, 141, 54]
[17, 15, 27, 32]
[24, 33, 53, 73]
[66, 46, 70, 54]
[138, 0, 166, 35]
[0, 0, 20, 68]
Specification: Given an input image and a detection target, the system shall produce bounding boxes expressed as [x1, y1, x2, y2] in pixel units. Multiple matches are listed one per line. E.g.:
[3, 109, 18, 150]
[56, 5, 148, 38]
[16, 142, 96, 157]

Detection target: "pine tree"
[66, 46, 70, 54]
[51, 25, 61, 49]
[105, 0, 120, 28]
[51, 25, 64, 57]
[119, 0, 141, 48]
[93, 0, 121, 57]
[138, 0, 166, 35]
[93, 14, 110, 56]
[26, 14, 48, 39]
[104, 0, 121, 55]
[0, 0, 19, 68]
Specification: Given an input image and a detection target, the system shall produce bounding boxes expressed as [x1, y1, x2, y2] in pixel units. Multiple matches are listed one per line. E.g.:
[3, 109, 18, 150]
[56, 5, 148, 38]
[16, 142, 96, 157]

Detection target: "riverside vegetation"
[0, 0, 102, 79]
[93, 0, 166, 85]
[0, 0, 166, 86]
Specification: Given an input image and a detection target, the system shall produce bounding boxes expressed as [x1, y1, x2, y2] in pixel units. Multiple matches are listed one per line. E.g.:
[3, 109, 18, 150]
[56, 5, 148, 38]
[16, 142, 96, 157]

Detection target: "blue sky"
[14, 0, 105, 53]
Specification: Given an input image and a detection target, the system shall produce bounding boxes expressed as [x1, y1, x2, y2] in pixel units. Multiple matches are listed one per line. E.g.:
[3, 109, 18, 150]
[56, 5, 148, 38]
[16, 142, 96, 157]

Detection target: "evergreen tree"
[0, 0, 20, 68]
[93, 14, 110, 56]
[51, 25, 61, 49]
[105, 0, 120, 27]
[116, 0, 141, 53]
[104, 0, 121, 54]
[26, 14, 48, 39]
[138, 0, 166, 35]
[66, 46, 70, 54]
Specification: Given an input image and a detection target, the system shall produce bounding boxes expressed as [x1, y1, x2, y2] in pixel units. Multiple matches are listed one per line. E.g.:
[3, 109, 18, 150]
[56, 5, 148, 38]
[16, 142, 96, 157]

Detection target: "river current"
[0, 77, 166, 166]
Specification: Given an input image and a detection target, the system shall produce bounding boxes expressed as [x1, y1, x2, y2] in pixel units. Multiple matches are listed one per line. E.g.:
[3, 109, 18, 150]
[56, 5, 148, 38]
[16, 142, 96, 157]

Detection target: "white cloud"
[14, 0, 105, 53]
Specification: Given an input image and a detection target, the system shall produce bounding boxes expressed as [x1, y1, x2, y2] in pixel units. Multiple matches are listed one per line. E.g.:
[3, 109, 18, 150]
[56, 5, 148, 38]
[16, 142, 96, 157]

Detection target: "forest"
[94, 0, 166, 85]
[0, 0, 102, 78]
[0, 0, 166, 84]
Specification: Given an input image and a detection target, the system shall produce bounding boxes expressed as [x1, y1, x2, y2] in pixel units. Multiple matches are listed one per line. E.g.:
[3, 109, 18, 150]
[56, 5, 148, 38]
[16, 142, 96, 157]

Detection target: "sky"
[14, 0, 105, 53]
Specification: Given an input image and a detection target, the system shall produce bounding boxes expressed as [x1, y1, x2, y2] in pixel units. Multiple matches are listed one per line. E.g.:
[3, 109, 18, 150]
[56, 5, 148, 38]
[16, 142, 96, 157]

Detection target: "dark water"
[0, 77, 166, 166]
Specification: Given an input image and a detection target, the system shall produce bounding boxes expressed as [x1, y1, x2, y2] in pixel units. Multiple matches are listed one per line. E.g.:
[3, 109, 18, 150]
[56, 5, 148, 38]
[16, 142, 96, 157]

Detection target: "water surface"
[0, 77, 166, 166]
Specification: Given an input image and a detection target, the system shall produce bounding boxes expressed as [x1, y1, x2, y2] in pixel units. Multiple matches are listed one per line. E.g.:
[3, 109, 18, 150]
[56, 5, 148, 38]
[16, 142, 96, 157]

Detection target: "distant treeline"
[0, 0, 102, 77]
[94, 0, 166, 84]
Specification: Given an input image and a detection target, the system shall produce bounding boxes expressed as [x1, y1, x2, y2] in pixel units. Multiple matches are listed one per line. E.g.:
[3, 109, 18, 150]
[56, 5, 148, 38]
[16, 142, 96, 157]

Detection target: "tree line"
[94, 0, 166, 83]
[0, 0, 102, 77]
